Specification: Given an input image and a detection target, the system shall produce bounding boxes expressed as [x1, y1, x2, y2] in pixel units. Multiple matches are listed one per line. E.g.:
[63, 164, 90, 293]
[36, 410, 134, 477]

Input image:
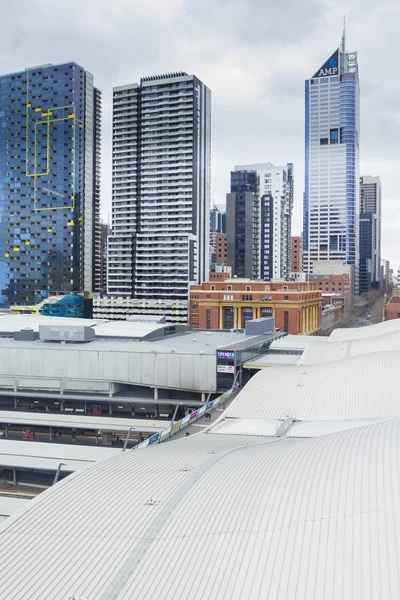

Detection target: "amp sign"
[313, 49, 339, 79]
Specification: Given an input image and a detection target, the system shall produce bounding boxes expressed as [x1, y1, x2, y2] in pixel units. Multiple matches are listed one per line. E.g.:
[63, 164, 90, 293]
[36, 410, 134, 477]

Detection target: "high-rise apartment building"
[99, 222, 110, 293]
[303, 41, 360, 290]
[0, 62, 101, 305]
[291, 236, 303, 272]
[360, 175, 381, 290]
[226, 163, 293, 281]
[107, 72, 211, 322]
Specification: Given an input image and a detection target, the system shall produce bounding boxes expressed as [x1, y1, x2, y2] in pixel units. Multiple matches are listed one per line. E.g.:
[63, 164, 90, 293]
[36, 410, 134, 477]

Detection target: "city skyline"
[0, 0, 399, 267]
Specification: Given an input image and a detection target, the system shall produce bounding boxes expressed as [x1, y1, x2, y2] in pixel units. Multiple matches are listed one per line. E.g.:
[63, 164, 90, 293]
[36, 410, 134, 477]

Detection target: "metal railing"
[133, 380, 240, 450]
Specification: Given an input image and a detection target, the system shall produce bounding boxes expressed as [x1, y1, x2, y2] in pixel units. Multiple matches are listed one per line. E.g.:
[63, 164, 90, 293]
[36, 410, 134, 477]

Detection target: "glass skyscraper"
[303, 43, 360, 289]
[0, 62, 101, 306]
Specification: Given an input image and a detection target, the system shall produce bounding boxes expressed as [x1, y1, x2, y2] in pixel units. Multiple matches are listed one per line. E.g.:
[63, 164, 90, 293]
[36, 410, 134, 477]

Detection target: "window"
[284, 295, 289, 301]
[320, 138, 328, 145]
[246, 286, 251, 291]
[227, 285, 232, 291]
[206, 309, 211, 330]
[330, 128, 339, 144]
[211, 285, 215, 291]
[284, 311, 289, 333]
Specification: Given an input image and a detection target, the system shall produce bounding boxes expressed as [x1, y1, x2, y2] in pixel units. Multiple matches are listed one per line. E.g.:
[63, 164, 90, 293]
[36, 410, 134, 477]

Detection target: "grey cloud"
[0, 0, 399, 266]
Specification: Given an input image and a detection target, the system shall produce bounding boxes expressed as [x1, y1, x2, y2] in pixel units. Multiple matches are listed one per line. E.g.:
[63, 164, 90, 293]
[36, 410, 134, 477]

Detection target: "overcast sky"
[0, 0, 399, 267]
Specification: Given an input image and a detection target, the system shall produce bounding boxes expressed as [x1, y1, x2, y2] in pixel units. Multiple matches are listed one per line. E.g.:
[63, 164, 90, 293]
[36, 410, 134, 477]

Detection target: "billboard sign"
[217, 365, 235, 374]
[313, 49, 339, 79]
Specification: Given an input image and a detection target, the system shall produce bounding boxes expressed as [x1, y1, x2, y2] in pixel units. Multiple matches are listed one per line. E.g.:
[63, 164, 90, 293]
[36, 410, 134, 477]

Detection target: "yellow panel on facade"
[4, 252, 9, 258]
[13, 246, 20, 252]
[35, 107, 42, 112]
[67, 220, 74, 226]
[25, 240, 30, 246]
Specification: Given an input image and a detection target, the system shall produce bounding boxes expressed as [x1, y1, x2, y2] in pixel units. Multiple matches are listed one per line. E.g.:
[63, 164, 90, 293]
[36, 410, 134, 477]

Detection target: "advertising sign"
[313, 49, 339, 78]
[148, 433, 160, 445]
[217, 364, 235, 374]
[217, 351, 235, 360]
[190, 410, 199, 420]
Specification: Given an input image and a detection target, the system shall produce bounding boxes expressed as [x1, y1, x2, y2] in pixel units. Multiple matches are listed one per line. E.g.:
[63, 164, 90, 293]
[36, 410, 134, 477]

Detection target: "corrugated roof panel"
[226, 351, 400, 420]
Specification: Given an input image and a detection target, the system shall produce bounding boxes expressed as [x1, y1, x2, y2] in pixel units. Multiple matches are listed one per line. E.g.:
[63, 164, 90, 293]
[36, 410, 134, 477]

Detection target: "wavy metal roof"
[1, 420, 400, 599]
[329, 317, 400, 341]
[299, 329, 400, 365]
[226, 351, 400, 420]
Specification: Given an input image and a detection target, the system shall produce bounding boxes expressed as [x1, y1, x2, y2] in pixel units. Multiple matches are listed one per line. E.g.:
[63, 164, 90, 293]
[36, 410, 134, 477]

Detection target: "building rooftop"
[1, 416, 400, 598]
[0, 438, 120, 473]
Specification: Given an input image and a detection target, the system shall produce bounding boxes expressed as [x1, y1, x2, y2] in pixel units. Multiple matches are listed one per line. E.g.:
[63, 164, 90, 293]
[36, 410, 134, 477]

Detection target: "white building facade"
[303, 45, 360, 291]
[107, 73, 211, 322]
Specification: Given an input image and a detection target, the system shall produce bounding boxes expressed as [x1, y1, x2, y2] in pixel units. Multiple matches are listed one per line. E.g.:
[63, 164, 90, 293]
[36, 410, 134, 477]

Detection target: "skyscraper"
[210, 205, 225, 233]
[303, 39, 360, 290]
[227, 163, 293, 281]
[0, 62, 101, 306]
[107, 72, 211, 323]
[360, 175, 381, 288]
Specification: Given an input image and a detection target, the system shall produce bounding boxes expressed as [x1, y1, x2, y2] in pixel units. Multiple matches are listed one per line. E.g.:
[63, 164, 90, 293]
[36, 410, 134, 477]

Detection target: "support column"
[201, 392, 206, 403]
[154, 387, 159, 401]
[49, 426, 53, 441]
[60, 401, 64, 413]
[219, 306, 223, 329]
[13, 468, 16, 486]
[233, 307, 237, 329]
[237, 307, 241, 329]
[84, 400, 87, 414]
[109, 403, 112, 415]
[306, 306, 310, 333]
[13, 397, 17, 409]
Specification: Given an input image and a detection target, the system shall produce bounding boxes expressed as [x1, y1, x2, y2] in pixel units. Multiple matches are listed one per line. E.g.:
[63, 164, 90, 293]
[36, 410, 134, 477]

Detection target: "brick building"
[309, 273, 350, 297]
[384, 290, 400, 321]
[190, 278, 322, 335]
[291, 236, 302, 272]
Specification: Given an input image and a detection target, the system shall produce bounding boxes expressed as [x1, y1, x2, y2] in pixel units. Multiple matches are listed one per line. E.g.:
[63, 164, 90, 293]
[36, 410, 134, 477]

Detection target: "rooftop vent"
[39, 325, 95, 343]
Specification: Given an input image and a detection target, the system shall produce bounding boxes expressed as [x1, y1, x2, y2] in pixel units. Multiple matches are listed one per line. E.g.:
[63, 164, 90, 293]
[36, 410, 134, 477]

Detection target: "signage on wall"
[217, 365, 235, 374]
[313, 49, 339, 79]
[217, 351, 235, 360]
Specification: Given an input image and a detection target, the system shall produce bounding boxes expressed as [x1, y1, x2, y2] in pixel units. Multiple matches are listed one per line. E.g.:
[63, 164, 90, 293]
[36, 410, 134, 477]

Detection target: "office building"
[210, 232, 227, 264]
[303, 39, 360, 290]
[360, 175, 382, 290]
[210, 205, 226, 233]
[359, 212, 374, 293]
[190, 278, 321, 334]
[227, 163, 293, 281]
[107, 72, 211, 323]
[291, 236, 302, 272]
[0, 62, 101, 306]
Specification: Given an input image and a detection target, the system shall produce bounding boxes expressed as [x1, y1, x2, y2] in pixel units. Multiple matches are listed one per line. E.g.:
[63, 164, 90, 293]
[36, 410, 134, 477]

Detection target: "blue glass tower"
[303, 44, 360, 290]
[0, 62, 101, 305]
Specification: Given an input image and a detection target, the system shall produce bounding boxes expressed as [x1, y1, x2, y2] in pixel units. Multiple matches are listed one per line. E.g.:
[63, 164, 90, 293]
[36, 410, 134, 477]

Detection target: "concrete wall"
[0, 345, 217, 393]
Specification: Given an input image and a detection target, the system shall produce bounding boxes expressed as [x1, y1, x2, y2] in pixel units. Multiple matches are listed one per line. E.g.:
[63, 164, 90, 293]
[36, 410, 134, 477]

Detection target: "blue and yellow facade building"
[0, 62, 101, 305]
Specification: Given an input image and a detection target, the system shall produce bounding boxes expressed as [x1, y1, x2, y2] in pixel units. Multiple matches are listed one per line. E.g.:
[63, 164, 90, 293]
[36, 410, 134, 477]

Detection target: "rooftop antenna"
[341, 16, 346, 54]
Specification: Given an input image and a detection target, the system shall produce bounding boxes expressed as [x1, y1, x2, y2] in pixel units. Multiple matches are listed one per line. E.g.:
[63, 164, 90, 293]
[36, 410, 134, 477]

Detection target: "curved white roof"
[329, 317, 400, 341]
[1, 419, 400, 598]
[299, 329, 400, 365]
[226, 351, 400, 420]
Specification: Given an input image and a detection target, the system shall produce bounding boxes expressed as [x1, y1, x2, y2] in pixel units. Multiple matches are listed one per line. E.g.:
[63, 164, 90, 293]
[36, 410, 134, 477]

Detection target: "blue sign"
[313, 49, 339, 79]
[148, 433, 160, 445]
[217, 351, 235, 360]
